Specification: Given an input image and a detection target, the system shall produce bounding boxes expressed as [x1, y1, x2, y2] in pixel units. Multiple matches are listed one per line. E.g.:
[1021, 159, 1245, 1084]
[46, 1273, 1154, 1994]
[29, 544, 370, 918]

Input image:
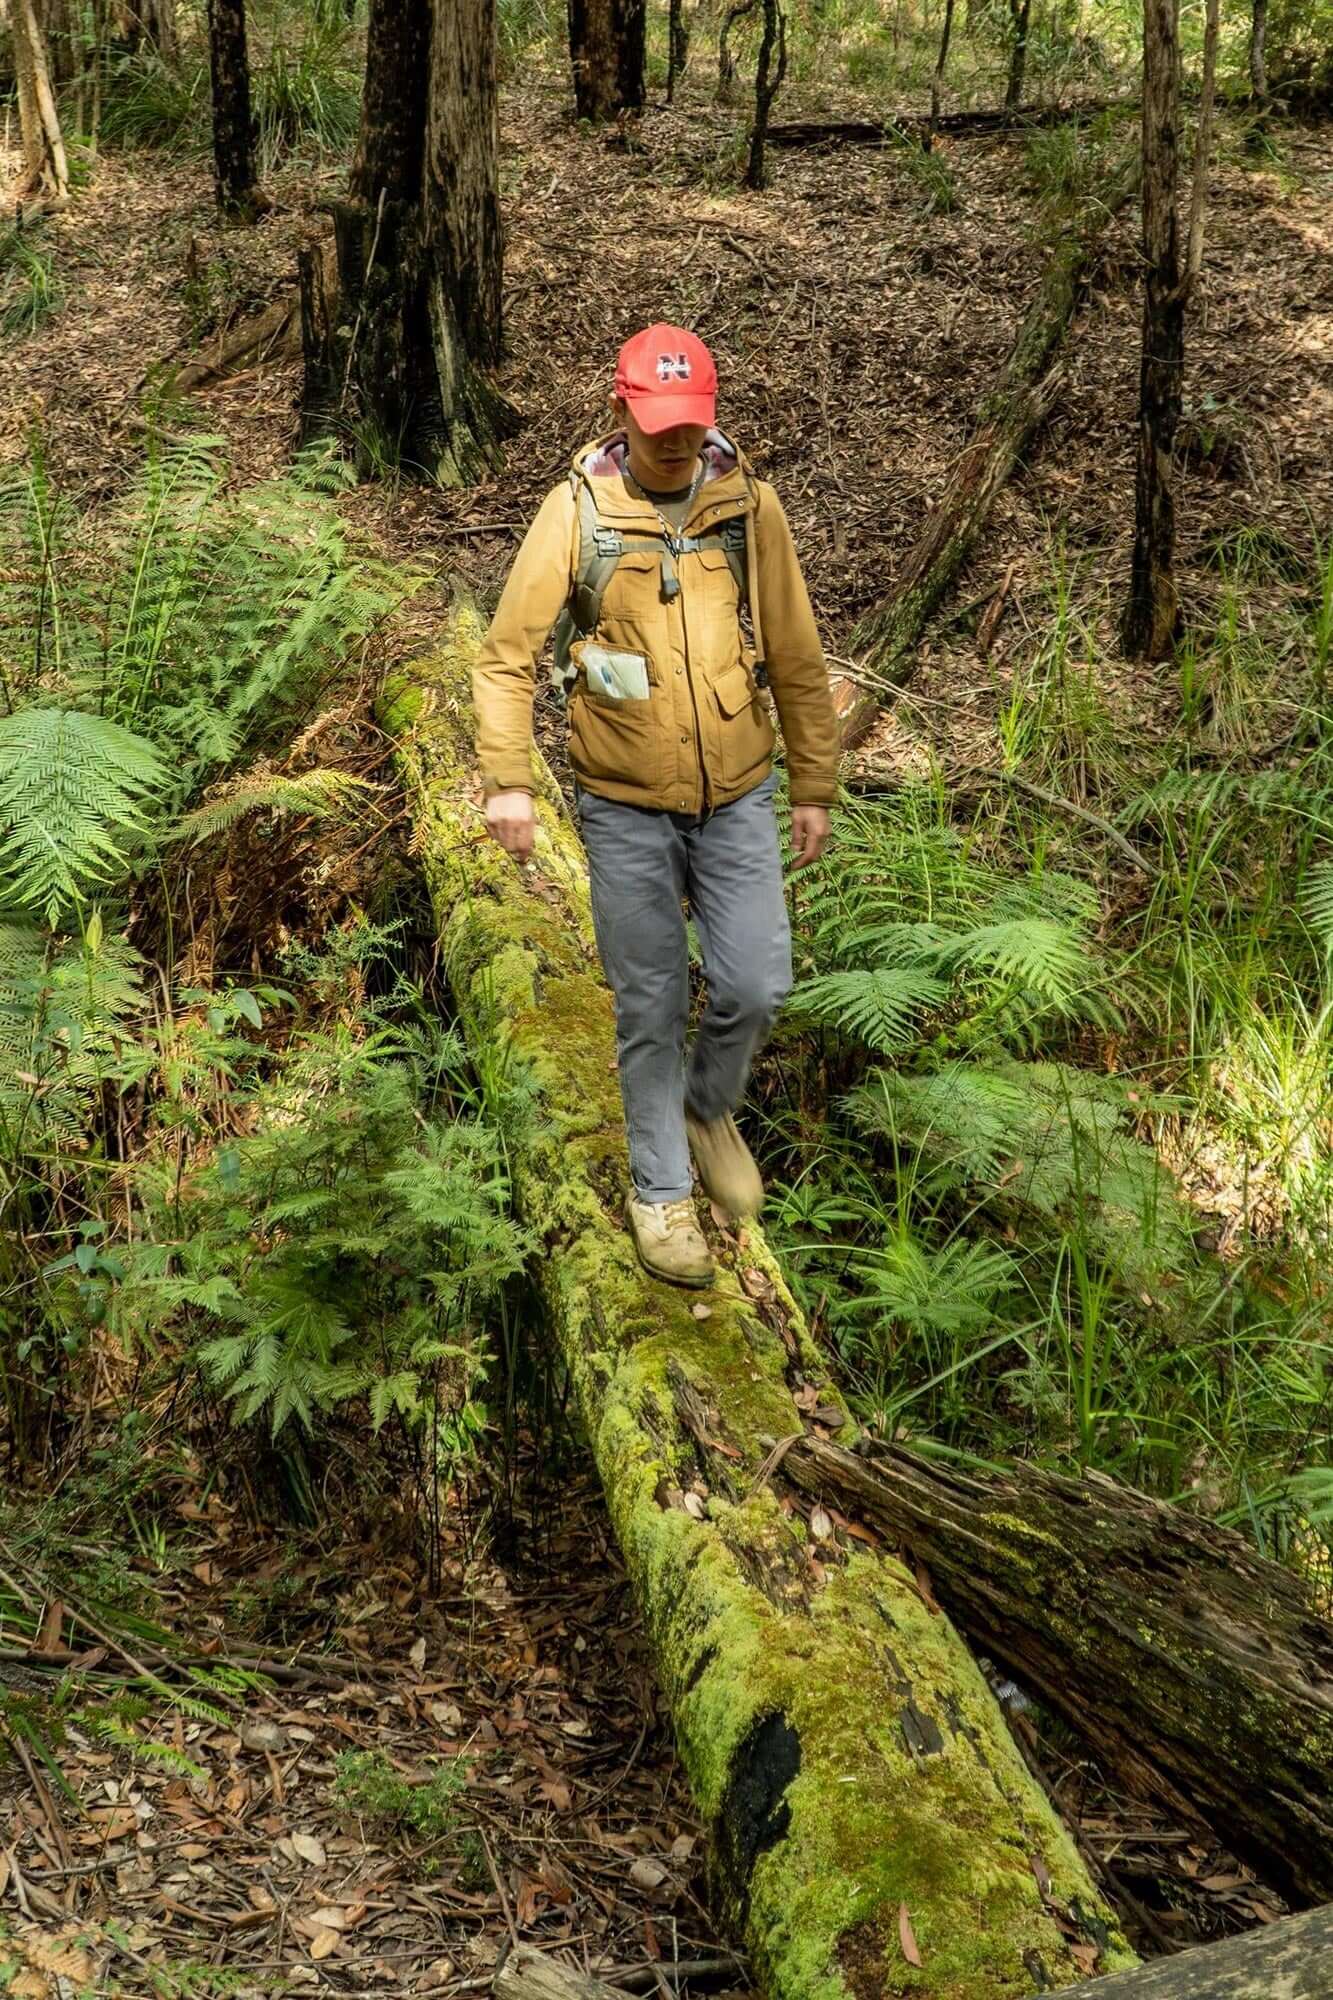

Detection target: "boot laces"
[662, 1198, 698, 1231]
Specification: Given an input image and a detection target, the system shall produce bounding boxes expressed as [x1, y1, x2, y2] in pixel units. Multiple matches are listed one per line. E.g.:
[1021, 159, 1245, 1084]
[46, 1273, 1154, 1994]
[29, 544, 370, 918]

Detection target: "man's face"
[616, 398, 709, 491]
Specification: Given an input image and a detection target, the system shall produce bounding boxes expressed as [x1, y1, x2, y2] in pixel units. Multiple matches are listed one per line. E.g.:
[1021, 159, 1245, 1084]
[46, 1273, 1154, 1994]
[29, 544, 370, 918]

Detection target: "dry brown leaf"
[409, 1636, 427, 1672]
[691, 1301, 712, 1319]
[1070, 1943, 1099, 1973]
[682, 1491, 707, 1519]
[34, 1598, 65, 1655]
[308, 1906, 348, 1930]
[809, 1504, 833, 1541]
[310, 1926, 341, 1961]
[291, 1832, 326, 1867]
[898, 1902, 923, 1967]
[629, 1857, 668, 1891]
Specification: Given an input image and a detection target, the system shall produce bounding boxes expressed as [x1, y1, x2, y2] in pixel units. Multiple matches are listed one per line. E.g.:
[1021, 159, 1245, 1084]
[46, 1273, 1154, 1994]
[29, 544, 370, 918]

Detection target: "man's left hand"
[790, 805, 831, 870]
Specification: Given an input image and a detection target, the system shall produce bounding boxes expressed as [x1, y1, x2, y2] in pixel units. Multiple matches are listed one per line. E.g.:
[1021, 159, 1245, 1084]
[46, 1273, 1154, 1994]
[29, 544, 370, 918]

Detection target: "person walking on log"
[473, 324, 839, 1289]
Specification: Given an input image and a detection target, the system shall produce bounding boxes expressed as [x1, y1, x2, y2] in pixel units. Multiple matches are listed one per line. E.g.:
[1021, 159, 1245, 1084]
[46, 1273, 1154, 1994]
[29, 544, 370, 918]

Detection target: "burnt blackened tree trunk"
[303, 0, 513, 484]
[616, 0, 644, 108]
[742, 0, 786, 189]
[206, 0, 266, 221]
[568, 0, 643, 119]
[1004, 0, 1031, 108]
[1122, 0, 1183, 660]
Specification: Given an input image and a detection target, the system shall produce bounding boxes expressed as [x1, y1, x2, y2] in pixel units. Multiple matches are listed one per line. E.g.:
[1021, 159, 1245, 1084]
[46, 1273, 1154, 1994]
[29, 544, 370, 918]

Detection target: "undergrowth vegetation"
[763, 533, 1333, 1566]
[0, 433, 527, 1551]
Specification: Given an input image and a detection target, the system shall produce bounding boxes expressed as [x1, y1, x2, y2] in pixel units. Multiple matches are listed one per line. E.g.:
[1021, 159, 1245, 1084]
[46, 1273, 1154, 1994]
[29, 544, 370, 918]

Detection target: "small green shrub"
[334, 1748, 470, 1840]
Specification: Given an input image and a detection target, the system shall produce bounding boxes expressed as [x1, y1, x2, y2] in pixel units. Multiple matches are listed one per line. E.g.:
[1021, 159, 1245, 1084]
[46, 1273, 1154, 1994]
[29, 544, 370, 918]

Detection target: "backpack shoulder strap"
[740, 470, 765, 670]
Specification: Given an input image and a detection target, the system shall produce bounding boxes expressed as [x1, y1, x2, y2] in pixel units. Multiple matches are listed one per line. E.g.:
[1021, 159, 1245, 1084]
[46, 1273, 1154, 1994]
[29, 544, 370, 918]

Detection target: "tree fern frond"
[938, 918, 1091, 1008]
[0, 709, 166, 921]
[789, 967, 950, 1053]
[172, 768, 374, 846]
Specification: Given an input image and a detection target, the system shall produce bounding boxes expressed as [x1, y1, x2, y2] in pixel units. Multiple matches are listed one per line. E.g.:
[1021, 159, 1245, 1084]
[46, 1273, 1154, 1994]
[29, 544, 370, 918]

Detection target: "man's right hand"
[485, 790, 536, 864]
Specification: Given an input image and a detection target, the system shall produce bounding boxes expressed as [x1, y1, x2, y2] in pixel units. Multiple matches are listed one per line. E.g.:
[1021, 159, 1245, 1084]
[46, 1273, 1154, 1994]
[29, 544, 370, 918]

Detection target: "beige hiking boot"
[684, 1109, 765, 1218]
[625, 1194, 715, 1290]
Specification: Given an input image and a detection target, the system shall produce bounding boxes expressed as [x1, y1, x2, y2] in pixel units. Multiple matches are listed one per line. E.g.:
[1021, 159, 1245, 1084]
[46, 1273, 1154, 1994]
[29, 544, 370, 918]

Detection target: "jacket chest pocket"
[688, 545, 742, 664]
[596, 550, 664, 658]
[712, 657, 775, 788]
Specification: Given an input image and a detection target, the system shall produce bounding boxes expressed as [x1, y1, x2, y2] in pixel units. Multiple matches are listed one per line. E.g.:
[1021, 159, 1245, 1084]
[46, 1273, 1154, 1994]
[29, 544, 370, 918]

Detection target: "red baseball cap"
[614, 324, 717, 434]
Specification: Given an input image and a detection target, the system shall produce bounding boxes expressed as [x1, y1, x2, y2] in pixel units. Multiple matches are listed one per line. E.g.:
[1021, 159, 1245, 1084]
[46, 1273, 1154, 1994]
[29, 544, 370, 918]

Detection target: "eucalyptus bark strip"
[385, 610, 1135, 2000]
[783, 1433, 1333, 1905]
[833, 152, 1140, 752]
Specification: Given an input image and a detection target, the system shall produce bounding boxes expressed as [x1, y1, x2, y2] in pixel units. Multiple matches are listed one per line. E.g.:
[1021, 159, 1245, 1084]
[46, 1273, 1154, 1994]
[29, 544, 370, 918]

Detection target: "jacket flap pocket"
[713, 665, 755, 718]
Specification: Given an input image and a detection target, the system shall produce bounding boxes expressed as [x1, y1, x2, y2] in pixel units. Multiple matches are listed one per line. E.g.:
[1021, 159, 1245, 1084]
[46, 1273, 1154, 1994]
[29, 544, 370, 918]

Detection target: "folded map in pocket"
[581, 644, 651, 702]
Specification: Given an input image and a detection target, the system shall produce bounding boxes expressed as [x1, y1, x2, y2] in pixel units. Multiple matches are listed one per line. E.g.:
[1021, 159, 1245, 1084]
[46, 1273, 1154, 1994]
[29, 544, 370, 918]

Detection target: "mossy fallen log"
[832, 154, 1140, 753]
[385, 609, 1135, 2000]
[783, 1434, 1333, 1905]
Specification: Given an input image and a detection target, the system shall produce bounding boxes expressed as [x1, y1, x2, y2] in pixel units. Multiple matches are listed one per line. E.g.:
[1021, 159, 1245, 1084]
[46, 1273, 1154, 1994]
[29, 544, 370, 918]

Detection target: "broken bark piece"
[832, 153, 1140, 752]
[495, 1946, 626, 2000]
[784, 1433, 1333, 1904]
[1040, 1901, 1333, 1999]
[386, 609, 1134, 2000]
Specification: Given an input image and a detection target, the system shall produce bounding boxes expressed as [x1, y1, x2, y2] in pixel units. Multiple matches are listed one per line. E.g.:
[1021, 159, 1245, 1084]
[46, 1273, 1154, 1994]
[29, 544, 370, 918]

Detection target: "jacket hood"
[571, 430, 753, 529]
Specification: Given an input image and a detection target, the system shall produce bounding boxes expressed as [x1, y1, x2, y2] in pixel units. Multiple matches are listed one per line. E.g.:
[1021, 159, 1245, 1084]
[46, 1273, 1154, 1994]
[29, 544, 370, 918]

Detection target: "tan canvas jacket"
[472, 434, 841, 814]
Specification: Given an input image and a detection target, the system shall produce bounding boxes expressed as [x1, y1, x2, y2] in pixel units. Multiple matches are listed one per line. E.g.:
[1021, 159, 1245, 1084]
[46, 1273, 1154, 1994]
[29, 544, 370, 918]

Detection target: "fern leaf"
[172, 768, 374, 846]
[1302, 860, 1333, 950]
[0, 708, 166, 922]
[788, 967, 950, 1053]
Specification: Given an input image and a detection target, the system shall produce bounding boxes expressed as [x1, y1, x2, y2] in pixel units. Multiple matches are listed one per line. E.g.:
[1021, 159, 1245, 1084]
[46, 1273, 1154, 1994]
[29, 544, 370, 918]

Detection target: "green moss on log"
[386, 607, 1136, 2000]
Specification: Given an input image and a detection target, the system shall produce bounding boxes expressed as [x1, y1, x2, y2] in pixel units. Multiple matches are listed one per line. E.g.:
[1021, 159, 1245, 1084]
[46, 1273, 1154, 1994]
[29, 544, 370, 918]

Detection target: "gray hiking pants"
[576, 772, 793, 1205]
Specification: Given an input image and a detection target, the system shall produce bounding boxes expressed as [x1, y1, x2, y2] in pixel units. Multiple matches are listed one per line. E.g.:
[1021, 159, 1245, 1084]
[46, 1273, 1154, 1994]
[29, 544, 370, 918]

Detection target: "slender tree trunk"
[742, 0, 785, 189]
[1248, 0, 1268, 107]
[304, 0, 514, 484]
[929, 0, 954, 135]
[205, 0, 265, 221]
[568, 0, 642, 118]
[11, 0, 70, 201]
[1122, 0, 1183, 660]
[666, 0, 689, 101]
[42, 0, 75, 86]
[1184, 0, 1220, 289]
[1004, 0, 1031, 109]
[716, 0, 754, 103]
